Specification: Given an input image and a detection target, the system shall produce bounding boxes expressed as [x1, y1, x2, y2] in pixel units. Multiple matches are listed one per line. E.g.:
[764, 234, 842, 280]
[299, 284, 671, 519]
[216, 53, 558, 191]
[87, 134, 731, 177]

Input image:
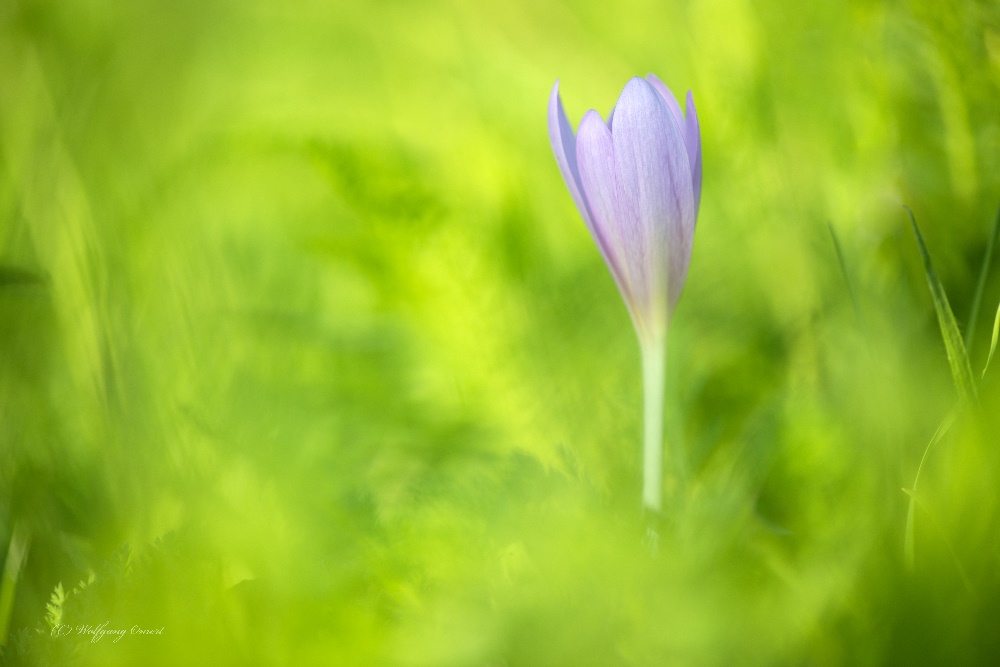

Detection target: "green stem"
[0, 521, 31, 647]
[904, 409, 956, 570]
[966, 205, 1000, 353]
[641, 337, 666, 513]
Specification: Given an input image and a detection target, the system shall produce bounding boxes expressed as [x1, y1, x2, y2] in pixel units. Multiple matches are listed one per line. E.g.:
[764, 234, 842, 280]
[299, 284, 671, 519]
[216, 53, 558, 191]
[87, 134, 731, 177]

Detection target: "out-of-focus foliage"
[1, 0, 999, 664]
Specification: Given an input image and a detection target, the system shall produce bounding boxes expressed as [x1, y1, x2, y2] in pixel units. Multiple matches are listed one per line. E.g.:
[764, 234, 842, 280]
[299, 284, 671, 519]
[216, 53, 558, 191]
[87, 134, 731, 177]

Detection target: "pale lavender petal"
[547, 81, 593, 230]
[645, 73, 685, 142]
[685, 90, 702, 218]
[550, 83, 633, 310]
[648, 74, 700, 201]
[607, 104, 615, 130]
[612, 77, 695, 322]
[574, 109, 633, 318]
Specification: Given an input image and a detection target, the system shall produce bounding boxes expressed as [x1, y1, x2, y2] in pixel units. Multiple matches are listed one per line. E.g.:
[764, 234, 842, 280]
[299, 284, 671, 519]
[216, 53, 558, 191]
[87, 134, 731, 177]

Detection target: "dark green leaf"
[906, 207, 977, 405]
[966, 206, 1000, 352]
[983, 300, 1000, 379]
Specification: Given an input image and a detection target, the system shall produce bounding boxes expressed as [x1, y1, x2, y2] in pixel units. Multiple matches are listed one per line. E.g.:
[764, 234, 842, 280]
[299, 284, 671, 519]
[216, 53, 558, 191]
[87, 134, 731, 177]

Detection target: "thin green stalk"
[966, 205, 1000, 353]
[983, 300, 1000, 378]
[641, 337, 666, 513]
[0, 522, 31, 647]
[903, 483, 973, 593]
[906, 207, 977, 405]
[904, 410, 956, 570]
[827, 221, 862, 325]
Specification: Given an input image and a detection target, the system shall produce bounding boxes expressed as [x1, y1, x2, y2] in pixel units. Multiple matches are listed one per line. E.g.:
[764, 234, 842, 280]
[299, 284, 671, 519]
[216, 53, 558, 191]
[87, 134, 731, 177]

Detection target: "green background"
[1, 0, 1000, 664]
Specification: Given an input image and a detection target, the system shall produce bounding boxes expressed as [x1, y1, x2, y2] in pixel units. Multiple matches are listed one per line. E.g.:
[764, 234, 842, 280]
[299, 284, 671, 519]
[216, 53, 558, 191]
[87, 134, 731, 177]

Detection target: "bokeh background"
[1, 0, 1000, 664]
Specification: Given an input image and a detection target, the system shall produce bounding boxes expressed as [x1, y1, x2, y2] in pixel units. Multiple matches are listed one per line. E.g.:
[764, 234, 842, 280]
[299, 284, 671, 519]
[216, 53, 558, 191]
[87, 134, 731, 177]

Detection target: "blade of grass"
[0, 522, 31, 648]
[902, 483, 973, 593]
[966, 205, 1000, 352]
[828, 221, 862, 324]
[905, 207, 978, 405]
[983, 300, 1000, 379]
[904, 410, 956, 570]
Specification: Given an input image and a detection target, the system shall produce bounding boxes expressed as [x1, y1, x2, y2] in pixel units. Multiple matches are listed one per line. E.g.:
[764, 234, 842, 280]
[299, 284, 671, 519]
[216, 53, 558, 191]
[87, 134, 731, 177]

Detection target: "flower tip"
[625, 75, 652, 91]
[549, 80, 566, 127]
[578, 107, 609, 130]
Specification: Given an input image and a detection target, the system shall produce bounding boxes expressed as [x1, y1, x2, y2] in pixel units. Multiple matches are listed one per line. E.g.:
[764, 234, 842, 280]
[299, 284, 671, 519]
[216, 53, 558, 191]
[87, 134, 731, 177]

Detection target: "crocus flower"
[548, 75, 701, 512]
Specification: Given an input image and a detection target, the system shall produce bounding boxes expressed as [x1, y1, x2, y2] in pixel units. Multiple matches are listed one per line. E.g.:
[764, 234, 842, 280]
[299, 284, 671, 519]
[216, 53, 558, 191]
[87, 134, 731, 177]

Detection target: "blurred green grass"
[1, 0, 1000, 664]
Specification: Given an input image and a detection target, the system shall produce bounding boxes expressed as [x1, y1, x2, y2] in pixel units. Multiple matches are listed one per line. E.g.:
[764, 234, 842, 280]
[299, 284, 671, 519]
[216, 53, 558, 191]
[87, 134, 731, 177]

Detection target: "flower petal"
[685, 90, 703, 218]
[547, 80, 593, 230]
[647, 75, 700, 204]
[645, 74, 685, 143]
[612, 77, 695, 321]
[574, 109, 633, 318]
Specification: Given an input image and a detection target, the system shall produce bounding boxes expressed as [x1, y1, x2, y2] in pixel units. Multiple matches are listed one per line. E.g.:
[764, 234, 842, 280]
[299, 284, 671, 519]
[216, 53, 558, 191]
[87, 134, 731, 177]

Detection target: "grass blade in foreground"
[903, 208, 977, 569]
[902, 479, 973, 591]
[0, 522, 31, 648]
[905, 207, 977, 405]
[966, 206, 1000, 352]
[983, 301, 1000, 379]
[828, 221, 862, 324]
[903, 410, 956, 570]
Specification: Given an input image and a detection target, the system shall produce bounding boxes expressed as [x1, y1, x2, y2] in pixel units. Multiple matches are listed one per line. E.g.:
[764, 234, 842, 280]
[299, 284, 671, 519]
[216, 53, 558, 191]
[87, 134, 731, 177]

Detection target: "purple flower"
[548, 75, 701, 512]
[548, 74, 701, 344]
